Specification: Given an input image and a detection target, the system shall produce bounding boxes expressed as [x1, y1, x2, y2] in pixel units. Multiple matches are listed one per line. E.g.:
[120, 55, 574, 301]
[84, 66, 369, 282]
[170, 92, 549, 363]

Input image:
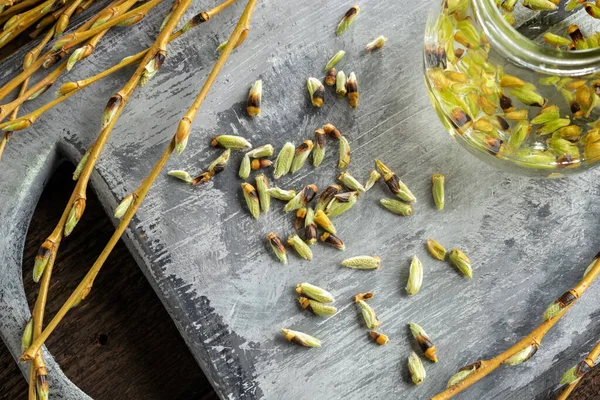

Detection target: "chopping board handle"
[0, 146, 91, 400]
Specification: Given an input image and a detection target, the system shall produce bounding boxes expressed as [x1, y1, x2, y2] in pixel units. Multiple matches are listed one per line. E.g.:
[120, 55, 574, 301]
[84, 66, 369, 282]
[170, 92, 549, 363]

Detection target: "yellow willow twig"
[22, 0, 258, 362]
[431, 253, 600, 400]
[50, 0, 163, 52]
[0, 0, 238, 131]
[0, 0, 140, 124]
[556, 338, 600, 400]
[22, 0, 196, 370]
[0, 0, 111, 102]
[0, 0, 62, 50]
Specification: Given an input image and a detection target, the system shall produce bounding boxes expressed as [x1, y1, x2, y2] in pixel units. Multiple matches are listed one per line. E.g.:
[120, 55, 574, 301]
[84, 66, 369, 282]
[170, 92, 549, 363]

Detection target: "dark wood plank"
[0, 162, 217, 400]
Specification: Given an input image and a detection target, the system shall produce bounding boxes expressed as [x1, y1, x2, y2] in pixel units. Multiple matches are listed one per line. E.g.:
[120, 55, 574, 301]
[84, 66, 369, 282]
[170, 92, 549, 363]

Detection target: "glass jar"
[424, 0, 600, 176]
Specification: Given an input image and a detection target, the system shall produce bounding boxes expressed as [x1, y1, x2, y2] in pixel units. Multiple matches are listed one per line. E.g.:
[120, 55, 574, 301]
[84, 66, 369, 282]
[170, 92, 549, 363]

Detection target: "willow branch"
[0, 0, 63, 50]
[0, 0, 238, 131]
[0, 0, 120, 102]
[0, 0, 44, 25]
[50, 0, 163, 53]
[22, 0, 258, 362]
[431, 254, 600, 400]
[0, 0, 138, 124]
[556, 338, 600, 400]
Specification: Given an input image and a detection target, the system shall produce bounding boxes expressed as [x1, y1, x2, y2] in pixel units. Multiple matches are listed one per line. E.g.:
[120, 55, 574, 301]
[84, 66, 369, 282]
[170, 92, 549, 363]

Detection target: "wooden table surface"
[0, 164, 599, 399]
[0, 163, 217, 400]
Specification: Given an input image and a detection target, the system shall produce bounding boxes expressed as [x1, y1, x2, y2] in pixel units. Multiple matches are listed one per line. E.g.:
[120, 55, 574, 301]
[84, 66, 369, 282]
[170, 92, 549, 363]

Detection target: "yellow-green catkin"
[432, 174, 445, 210]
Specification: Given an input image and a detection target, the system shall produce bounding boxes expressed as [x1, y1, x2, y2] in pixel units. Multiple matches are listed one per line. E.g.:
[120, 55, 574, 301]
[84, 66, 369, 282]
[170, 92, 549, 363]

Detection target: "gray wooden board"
[1, 0, 600, 399]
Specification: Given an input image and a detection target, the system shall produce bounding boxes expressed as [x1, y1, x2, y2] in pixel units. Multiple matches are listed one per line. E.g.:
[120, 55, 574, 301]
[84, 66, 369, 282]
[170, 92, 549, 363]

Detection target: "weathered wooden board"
[1, 1, 600, 399]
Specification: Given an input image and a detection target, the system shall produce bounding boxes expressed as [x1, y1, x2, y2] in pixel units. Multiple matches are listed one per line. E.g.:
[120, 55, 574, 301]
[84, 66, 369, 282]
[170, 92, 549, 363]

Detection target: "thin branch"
[22, 0, 258, 362]
[0, 0, 238, 131]
[556, 339, 600, 400]
[431, 254, 600, 399]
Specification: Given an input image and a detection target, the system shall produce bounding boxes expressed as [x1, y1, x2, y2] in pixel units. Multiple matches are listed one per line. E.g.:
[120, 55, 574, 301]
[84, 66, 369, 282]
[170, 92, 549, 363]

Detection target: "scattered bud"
[313, 129, 326, 167]
[304, 208, 318, 245]
[298, 297, 337, 316]
[336, 5, 359, 35]
[336, 70, 347, 97]
[296, 282, 334, 302]
[267, 232, 287, 263]
[319, 232, 345, 250]
[287, 234, 313, 260]
[239, 154, 251, 179]
[338, 171, 365, 193]
[364, 170, 381, 191]
[251, 158, 272, 170]
[365, 35, 387, 51]
[114, 193, 134, 218]
[241, 182, 260, 219]
[247, 80, 262, 116]
[426, 238, 447, 261]
[380, 198, 413, 216]
[284, 184, 318, 212]
[432, 174, 445, 210]
[358, 299, 380, 329]
[290, 140, 314, 173]
[503, 344, 538, 366]
[21, 318, 33, 353]
[274, 142, 295, 179]
[307, 77, 325, 107]
[266, 187, 296, 201]
[255, 174, 270, 213]
[409, 322, 438, 362]
[342, 255, 381, 270]
[375, 159, 416, 202]
[568, 25, 588, 49]
[247, 144, 274, 158]
[314, 210, 336, 234]
[211, 135, 252, 150]
[338, 136, 351, 168]
[369, 331, 389, 345]
[281, 328, 321, 347]
[326, 191, 359, 217]
[406, 256, 424, 295]
[316, 184, 341, 212]
[295, 208, 307, 230]
[346, 72, 358, 108]
[354, 292, 374, 302]
[201, 149, 231, 181]
[168, 170, 193, 184]
[449, 248, 473, 278]
[324, 68, 337, 86]
[324, 50, 345, 71]
[408, 352, 426, 385]
[324, 123, 342, 139]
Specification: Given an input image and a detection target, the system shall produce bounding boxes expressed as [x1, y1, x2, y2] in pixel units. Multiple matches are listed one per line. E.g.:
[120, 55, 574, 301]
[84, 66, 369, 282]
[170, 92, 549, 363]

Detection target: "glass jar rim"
[472, 0, 600, 76]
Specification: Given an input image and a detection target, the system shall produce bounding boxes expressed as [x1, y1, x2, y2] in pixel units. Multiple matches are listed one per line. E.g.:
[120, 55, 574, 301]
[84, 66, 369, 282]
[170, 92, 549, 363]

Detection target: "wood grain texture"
[0, 163, 216, 400]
